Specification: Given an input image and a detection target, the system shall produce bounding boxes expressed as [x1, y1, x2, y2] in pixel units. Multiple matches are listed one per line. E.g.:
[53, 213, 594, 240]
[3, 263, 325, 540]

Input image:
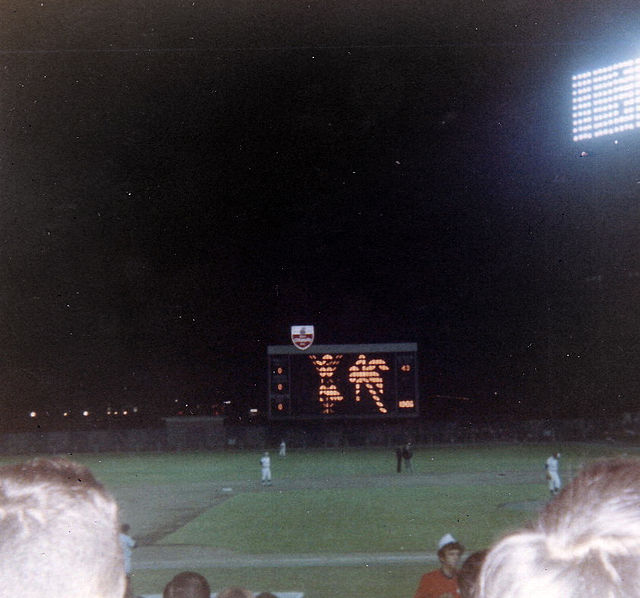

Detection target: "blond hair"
[476, 458, 640, 598]
[0, 457, 125, 598]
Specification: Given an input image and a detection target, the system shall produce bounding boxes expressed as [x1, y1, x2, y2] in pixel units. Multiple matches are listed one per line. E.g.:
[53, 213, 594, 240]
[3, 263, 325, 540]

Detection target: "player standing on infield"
[260, 451, 272, 486]
[545, 451, 561, 496]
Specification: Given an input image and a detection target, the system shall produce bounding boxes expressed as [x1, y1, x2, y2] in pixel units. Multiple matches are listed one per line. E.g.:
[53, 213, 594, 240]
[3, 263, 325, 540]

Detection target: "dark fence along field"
[0, 413, 637, 454]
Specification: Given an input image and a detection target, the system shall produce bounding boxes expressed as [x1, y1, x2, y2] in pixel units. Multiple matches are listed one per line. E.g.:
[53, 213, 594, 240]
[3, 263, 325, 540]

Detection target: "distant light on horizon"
[572, 57, 640, 142]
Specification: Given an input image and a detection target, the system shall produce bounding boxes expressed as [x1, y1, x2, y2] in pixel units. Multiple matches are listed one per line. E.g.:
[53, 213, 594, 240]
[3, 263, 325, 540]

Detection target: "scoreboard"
[267, 343, 419, 419]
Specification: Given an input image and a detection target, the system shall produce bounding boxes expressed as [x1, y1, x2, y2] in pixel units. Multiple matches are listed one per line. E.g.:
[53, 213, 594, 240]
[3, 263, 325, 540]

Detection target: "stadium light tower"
[572, 57, 640, 142]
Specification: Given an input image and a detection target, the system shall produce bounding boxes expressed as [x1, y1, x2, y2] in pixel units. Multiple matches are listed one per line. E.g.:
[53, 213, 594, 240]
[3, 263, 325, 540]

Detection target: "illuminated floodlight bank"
[572, 58, 640, 141]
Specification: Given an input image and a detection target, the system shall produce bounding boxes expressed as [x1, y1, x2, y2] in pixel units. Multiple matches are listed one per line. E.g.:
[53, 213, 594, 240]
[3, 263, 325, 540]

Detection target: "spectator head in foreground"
[0, 456, 125, 598]
[476, 458, 640, 598]
[217, 587, 254, 598]
[163, 571, 211, 598]
[457, 550, 487, 598]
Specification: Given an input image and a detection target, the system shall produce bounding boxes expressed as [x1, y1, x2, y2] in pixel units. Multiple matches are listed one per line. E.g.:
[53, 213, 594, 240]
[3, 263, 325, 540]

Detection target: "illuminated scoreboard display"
[572, 57, 640, 142]
[267, 343, 419, 419]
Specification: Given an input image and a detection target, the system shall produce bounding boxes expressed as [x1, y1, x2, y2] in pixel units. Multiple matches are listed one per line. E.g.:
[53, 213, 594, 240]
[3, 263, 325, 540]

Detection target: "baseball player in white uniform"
[545, 452, 561, 496]
[260, 451, 272, 486]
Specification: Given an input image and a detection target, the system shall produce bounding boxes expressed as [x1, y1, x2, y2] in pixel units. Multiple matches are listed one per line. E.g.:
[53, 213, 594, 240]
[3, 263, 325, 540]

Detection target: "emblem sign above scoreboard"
[291, 325, 315, 350]
[268, 343, 419, 419]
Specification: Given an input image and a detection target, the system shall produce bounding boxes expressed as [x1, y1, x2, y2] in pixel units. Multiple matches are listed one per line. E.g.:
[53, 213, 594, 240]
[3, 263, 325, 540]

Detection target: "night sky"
[4, 1, 640, 427]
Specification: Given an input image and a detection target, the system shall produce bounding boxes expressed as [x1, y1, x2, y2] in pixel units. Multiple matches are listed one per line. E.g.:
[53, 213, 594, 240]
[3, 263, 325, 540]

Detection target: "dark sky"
[3, 1, 640, 425]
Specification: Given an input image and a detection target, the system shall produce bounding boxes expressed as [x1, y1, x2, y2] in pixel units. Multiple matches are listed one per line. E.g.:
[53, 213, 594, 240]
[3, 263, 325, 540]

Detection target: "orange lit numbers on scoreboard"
[268, 343, 419, 418]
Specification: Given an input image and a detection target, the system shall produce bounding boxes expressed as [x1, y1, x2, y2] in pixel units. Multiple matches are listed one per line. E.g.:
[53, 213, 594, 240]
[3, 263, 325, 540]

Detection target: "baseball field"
[11, 442, 638, 598]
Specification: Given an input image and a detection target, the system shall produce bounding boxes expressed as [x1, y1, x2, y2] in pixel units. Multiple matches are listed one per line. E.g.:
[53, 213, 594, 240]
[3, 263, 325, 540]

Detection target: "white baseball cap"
[438, 533, 457, 550]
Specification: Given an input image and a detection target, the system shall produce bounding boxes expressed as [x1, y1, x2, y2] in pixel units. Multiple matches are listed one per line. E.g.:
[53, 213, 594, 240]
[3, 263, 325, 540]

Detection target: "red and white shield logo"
[291, 325, 315, 350]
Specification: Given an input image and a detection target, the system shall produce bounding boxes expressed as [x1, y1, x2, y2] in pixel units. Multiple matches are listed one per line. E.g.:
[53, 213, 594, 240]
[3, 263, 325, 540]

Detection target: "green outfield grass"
[63, 441, 636, 485]
[8, 442, 637, 598]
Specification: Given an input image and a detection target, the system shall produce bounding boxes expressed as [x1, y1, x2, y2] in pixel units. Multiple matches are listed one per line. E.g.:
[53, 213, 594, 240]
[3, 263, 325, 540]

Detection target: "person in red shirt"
[414, 533, 465, 598]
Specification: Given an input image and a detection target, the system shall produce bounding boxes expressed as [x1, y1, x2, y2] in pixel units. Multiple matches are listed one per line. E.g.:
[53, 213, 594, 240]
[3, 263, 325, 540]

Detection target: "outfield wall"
[0, 415, 630, 455]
